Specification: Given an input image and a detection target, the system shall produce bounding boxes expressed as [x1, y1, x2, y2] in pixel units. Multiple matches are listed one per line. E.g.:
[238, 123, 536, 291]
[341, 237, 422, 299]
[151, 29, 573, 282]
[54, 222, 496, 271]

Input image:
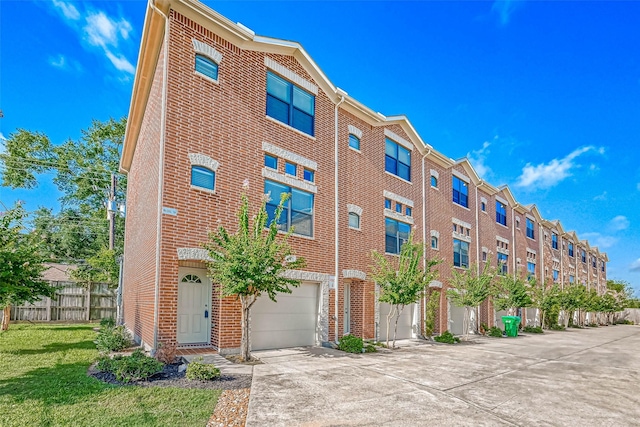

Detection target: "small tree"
[448, 260, 495, 341]
[529, 281, 560, 329]
[493, 274, 532, 316]
[203, 187, 305, 361]
[370, 233, 439, 348]
[424, 290, 440, 340]
[0, 205, 53, 331]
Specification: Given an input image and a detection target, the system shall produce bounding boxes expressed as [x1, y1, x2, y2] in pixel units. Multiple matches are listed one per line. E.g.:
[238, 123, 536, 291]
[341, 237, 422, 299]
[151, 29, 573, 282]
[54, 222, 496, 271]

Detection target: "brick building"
[120, 0, 608, 353]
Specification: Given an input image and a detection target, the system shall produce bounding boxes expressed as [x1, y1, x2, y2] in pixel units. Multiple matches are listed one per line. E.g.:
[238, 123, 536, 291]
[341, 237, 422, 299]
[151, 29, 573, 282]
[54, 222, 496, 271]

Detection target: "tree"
[202, 187, 305, 362]
[370, 233, 439, 348]
[493, 274, 532, 316]
[0, 118, 126, 283]
[448, 260, 495, 341]
[0, 204, 54, 331]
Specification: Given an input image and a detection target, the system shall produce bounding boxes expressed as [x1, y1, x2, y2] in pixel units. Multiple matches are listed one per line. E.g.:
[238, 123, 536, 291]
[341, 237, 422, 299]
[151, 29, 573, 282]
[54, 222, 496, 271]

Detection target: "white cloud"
[84, 11, 131, 49]
[52, 0, 80, 20]
[515, 146, 602, 190]
[105, 51, 135, 74]
[491, 0, 524, 25]
[593, 191, 607, 201]
[49, 54, 66, 68]
[609, 215, 630, 231]
[630, 259, 640, 273]
[580, 232, 617, 249]
[467, 141, 492, 179]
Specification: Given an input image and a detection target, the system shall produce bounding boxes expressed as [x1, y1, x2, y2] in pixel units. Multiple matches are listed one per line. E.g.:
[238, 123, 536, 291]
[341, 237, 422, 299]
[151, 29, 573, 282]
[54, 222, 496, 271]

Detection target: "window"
[431, 236, 438, 249]
[384, 199, 392, 209]
[453, 239, 469, 268]
[452, 176, 468, 208]
[481, 202, 486, 212]
[516, 218, 520, 228]
[526, 218, 535, 239]
[553, 269, 559, 282]
[527, 262, 536, 278]
[405, 206, 412, 217]
[496, 201, 507, 226]
[265, 180, 314, 237]
[431, 176, 438, 188]
[264, 154, 278, 170]
[191, 166, 215, 190]
[497, 253, 508, 275]
[568, 243, 574, 257]
[266, 71, 315, 136]
[395, 203, 402, 213]
[385, 217, 410, 254]
[569, 275, 575, 284]
[385, 138, 411, 181]
[195, 54, 218, 80]
[348, 212, 360, 229]
[601, 262, 605, 272]
[592, 258, 596, 268]
[581, 250, 586, 263]
[285, 162, 297, 176]
[552, 233, 558, 250]
[303, 169, 314, 182]
[348, 134, 360, 150]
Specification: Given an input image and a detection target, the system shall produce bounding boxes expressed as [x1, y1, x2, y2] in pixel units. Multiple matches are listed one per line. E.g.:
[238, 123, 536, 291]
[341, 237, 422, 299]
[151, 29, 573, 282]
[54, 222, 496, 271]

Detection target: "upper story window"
[601, 262, 605, 272]
[395, 203, 402, 213]
[349, 134, 360, 150]
[405, 206, 412, 217]
[527, 262, 536, 278]
[431, 236, 439, 249]
[453, 238, 469, 268]
[497, 252, 508, 275]
[303, 169, 314, 182]
[285, 162, 297, 176]
[195, 54, 219, 81]
[431, 176, 438, 188]
[569, 275, 575, 284]
[348, 212, 360, 229]
[385, 217, 410, 255]
[581, 250, 586, 263]
[526, 218, 535, 239]
[481, 202, 486, 212]
[264, 154, 278, 170]
[568, 243, 574, 257]
[552, 269, 559, 282]
[191, 166, 215, 191]
[265, 180, 314, 237]
[385, 138, 411, 181]
[552, 233, 558, 250]
[384, 198, 392, 209]
[266, 71, 315, 136]
[452, 176, 468, 208]
[496, 201, 507, 226]
[592, 257, 596, 268]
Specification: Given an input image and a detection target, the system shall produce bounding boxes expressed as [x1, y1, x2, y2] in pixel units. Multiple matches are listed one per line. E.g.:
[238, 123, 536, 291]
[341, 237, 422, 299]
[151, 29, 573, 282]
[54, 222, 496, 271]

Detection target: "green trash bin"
[502, 316, 521, 337]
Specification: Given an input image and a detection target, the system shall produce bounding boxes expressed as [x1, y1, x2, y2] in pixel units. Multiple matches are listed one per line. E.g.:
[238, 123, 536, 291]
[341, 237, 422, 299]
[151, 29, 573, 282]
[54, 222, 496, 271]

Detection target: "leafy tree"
[493, 274, 532, 316]
[448, 260, 495, 340]
[0, 118, 126, 282]
[370, 233, 439, 348]
[558, 284, 587, 327]
[202, 187, 305, 362]
[528, 280, 561, 329]
[424, 290, 440, 339]
[0, 204, 54, 331]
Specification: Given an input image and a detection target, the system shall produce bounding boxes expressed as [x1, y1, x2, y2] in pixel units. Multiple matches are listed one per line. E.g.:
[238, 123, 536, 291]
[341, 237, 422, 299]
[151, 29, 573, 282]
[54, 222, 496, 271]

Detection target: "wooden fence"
[10, 281, 116, 322]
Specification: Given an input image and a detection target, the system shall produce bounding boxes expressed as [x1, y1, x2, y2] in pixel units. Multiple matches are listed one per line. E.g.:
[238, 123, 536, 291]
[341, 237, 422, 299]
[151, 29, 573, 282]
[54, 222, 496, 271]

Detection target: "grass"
[0, 323, 220, 427]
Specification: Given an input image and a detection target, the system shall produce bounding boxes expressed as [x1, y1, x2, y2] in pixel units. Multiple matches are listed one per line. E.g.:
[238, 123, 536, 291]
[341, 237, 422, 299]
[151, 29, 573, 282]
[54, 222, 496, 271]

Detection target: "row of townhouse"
[120, 0, 608, 353]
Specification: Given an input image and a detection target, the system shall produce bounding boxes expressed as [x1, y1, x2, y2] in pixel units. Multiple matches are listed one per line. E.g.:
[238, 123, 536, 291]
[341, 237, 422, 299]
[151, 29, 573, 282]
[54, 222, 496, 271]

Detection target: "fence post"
[46, 296, 51, 321]
[86, 284, 91, 321]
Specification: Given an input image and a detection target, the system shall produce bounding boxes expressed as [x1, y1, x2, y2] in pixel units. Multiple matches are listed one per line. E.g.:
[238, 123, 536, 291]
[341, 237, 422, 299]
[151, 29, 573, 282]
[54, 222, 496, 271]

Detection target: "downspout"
[334, 95, 345, 343]
[511, 206, 516, 277]
[475, 183, 481, 329]
[560, 235, 564, 290]
[150, 0, 169, 352]
[539, 224, 544, 288]
[421, 150, 430, 336]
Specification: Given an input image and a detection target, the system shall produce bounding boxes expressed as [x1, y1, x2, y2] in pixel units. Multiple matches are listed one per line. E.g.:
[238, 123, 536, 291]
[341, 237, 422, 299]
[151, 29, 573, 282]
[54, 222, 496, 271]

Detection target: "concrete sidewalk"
[246, 326, 640, 426]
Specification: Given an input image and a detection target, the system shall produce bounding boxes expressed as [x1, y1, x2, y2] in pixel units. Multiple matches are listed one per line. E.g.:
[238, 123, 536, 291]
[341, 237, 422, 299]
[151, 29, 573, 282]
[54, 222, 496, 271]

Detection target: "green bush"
[434, 330, 460, 344]
[615, 318, 634, 325]
[100, 317, 116, 329]
[425, 291, 440, 338]
[588, 323, 599, 328]
[522, 325, 543, 334]
[488, 326, 503, 337]
[550, 324, 566, 331]
[338, 334, 364, 353]
[95, 325, 132, 353]
[364, 344, 377, 353]
[97, 349, 164, 383]
[186, 358, 221, 381]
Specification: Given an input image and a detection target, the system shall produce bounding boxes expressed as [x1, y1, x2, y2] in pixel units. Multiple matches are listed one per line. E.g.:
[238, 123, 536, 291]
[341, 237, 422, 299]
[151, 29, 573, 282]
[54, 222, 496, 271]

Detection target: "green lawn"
[0, 324, 220, 427]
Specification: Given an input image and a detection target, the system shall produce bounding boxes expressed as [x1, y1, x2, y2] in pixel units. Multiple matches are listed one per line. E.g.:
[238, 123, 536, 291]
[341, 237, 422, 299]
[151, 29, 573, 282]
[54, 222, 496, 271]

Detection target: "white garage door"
[251, 282, 319, 351]
[449, 303, 466, 336]
[379, 303, 414, 341]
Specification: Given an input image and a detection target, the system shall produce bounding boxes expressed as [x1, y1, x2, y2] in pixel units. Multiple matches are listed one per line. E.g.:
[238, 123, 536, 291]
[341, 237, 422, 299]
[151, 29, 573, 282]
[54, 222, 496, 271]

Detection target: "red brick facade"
[121, 1, 608, 352]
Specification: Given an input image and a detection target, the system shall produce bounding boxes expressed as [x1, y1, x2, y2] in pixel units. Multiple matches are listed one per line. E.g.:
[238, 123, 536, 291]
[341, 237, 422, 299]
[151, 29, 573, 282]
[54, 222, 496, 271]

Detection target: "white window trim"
[264, 57, 318, 95]
[452, 169, 470, 183]
[495, 195, 508, 206]
[348, 125, 363, 139]
[383, 190, 414, 208]
[452, 217, 471, 229]
[384, 129, 413, 151]
[384, 209, 414, 225]
[430, 169, 439, 180]
[262, 142, 317, 170]
[262, 168, 317, 193]
[189, 153, 220, 171]
[193, 39, 223, 64]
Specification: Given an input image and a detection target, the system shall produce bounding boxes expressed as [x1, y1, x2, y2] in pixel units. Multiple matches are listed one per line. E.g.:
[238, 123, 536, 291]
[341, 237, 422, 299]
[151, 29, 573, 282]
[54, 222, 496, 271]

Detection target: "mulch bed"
[88, 358, 252, 390]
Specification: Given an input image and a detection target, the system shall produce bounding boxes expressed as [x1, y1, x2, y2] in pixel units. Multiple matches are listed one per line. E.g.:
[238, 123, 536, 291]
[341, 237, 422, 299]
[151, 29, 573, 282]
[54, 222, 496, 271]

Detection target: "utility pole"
[108, 173, 117, 250]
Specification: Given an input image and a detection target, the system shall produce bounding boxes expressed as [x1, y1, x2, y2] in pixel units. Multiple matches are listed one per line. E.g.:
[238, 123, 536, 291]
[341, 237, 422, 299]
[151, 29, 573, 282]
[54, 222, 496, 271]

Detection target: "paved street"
[247, 325, 640, 426]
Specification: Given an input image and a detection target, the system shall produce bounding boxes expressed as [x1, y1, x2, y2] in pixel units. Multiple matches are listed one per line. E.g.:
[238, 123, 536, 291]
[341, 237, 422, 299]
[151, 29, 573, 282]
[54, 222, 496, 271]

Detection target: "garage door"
[251, 282, 319, 351]
[449, 303, 466, 336]
[379, 303, 414, 341]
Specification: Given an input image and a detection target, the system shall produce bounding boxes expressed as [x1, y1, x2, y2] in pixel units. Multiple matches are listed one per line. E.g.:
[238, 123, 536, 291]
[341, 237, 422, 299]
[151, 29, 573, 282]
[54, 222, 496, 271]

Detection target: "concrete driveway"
[246, 325, 640, 426]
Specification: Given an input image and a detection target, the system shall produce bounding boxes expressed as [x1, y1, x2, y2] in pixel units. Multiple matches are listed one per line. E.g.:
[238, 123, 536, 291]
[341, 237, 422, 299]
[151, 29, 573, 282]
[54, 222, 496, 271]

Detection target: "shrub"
[155, 342, 178, 364]
[522, 325, 543, 334]
[186, 358, 221, 381]
[550, 324, 566, 331]
[97, 349, 164, 383]
[95, 325, 132, 353]
[615, 318, 634, 325]
[588, 323, 599, 328]
[488, 326, 503, 337]
[364, 343, 377, 353]
[479, 323, 489, 336]
[434, 330, 460, 344]
[100, 317, 116, 329]
[338, 334, 364, 353]
[425, 291, 440, 338]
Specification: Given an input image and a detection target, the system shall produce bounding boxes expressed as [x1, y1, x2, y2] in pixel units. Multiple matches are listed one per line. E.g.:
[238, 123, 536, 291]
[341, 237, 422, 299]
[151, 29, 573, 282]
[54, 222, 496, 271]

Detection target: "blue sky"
[1, 0, 639, 294]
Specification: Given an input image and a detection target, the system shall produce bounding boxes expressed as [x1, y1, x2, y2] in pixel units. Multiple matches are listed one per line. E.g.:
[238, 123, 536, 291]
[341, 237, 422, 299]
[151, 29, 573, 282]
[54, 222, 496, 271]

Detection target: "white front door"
[177, 268, 210, 344]
[344, 284, 351, 335]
